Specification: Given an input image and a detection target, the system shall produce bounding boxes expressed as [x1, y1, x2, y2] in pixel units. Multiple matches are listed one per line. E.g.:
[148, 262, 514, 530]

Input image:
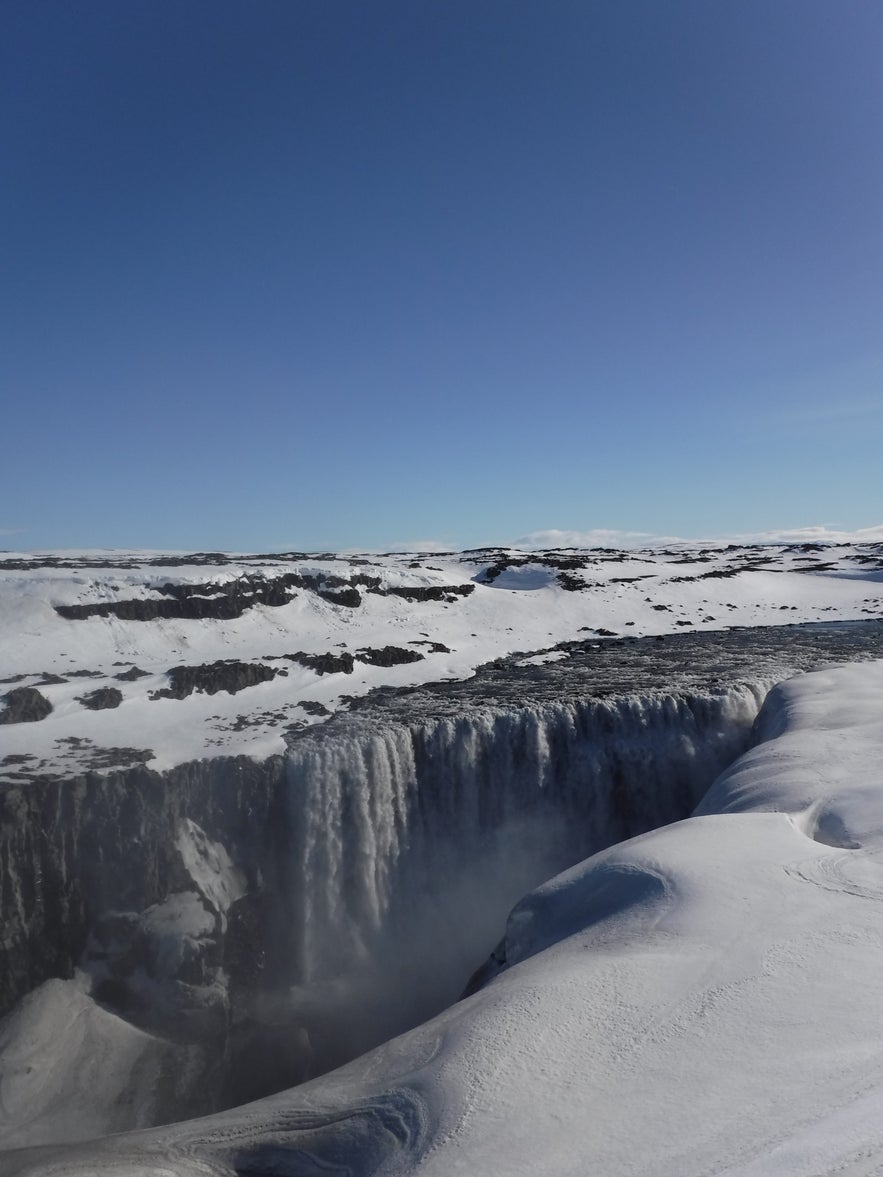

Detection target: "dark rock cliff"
[0, 756, 289, 1021]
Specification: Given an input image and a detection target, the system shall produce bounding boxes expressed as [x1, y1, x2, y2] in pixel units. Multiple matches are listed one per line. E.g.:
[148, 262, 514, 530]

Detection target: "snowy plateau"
[1, 539, 883, 1175]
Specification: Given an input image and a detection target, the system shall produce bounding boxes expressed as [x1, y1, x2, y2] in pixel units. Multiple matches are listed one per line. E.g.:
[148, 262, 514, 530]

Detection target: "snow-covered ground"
[3, 657, 883, 1175]
[3, 540, 883, 1173]
[2, 540, 881, 774]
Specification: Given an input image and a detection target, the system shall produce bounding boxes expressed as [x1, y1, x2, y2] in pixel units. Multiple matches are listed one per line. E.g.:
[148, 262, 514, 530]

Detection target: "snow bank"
[0, 978, 208, 1150]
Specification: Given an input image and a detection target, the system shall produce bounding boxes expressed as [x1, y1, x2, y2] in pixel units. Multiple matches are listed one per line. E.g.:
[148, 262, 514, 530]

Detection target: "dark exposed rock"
[0, 686, 53, 724]
[0, 753, 288, 1028]
[697, 566, 742, 579]
[479, 554, 589, 585]
[299, 700, 331, 717]
[793, 562, 838, 573]
[85, 892, 228, 1042]
[77, 687, 124, 711]
[115, 665, 150, 681]
[67, 669, 104, 678]
[355, 646, 425, 668]
[557, 572, 586, 591]
[0, 551, 241, 572]
[57, 585, 288, 623]
[51, 736, 156, 770]
[285, 652, 355, 675]
[38, 673, 68, 685]
[383, 583, 474, 603]
[317, 587, 361, 608]
[408, 640, 452, 653]
[224, 892, 269, 1016]
[50, 563, 481, 628]
[88, 747, 156, 769]
[151, 662, 281, 701]
[55, 570, 378, 624]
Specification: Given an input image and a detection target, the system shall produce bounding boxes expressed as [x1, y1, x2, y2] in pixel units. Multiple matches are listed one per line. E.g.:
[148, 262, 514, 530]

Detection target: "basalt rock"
[299, 700, 331, 716]
[151, 661, 280, 701]
[114, 666, 150, 681]
[383, 584, 474, 603]
[77, 688, 124, 711]
[355, 646, 425, 668]
[0, 686, 52, 725]
[285, 652, 356, 675]
[317, 587, 361, 608]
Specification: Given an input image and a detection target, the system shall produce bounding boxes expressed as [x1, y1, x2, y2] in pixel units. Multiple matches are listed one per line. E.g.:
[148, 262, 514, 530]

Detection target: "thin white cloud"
[384, 539, 457, 553]
[510, 524, 883, 551]
[715, 524, 883, 545]
[334, 539, 457, 555]
[512, 528, 685, 550]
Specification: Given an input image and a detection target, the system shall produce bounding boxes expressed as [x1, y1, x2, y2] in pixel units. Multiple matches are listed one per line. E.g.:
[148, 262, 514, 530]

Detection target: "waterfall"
[281, 681, 770, 1075]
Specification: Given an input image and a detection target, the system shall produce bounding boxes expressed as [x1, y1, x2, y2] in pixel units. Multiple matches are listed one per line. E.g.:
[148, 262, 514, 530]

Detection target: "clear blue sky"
[2, 1, 881, 551]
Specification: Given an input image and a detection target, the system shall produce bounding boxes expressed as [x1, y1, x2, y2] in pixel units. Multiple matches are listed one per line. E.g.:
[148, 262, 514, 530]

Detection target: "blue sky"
[2, 1, 881, 552]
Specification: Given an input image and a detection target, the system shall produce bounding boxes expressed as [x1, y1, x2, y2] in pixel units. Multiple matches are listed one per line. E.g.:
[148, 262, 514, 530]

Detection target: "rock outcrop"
[0, 687, 52, 725]
[150, 661, 281, 700]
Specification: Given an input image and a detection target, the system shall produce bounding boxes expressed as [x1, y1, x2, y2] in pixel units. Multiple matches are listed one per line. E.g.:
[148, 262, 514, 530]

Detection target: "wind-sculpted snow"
[5, 660, 883, 1176]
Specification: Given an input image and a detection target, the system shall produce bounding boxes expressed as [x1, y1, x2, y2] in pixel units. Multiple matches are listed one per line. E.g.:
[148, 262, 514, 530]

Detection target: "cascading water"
[280, 682, 770, 1077]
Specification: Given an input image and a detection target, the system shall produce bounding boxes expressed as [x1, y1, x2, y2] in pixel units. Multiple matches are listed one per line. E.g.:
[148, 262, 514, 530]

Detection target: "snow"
[0, 977, 204, 1150]
[1, 540, 881, 775]
[4, 659, 883, 1174]
[174, 819, 246, 922]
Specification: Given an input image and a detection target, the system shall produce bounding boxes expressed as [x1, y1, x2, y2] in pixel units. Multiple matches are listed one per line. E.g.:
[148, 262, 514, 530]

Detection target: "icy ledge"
[3, 660, 883, 1177]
